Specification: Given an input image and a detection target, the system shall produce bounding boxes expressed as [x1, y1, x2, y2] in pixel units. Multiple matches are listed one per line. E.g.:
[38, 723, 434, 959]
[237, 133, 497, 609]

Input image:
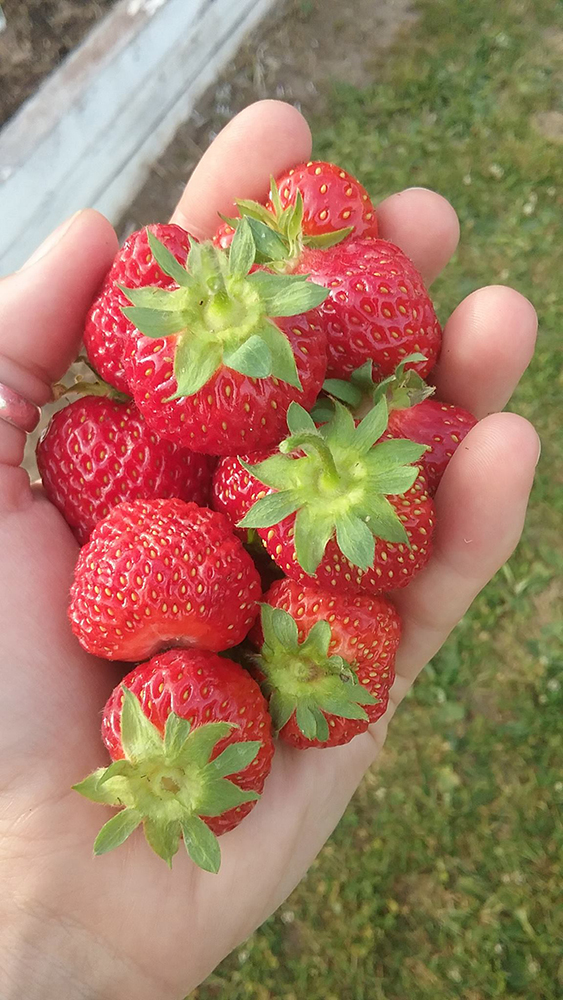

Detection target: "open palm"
[0, 102, 539, 1000]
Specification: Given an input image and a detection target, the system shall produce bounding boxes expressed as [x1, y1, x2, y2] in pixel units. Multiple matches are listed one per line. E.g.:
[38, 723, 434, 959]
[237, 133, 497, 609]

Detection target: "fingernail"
[536, 436, 542, 466]
[20, 210, 84, 270]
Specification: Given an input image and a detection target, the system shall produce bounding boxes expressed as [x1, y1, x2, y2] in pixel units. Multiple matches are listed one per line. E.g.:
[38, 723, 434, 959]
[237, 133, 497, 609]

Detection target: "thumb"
[0, 210, 117, 507]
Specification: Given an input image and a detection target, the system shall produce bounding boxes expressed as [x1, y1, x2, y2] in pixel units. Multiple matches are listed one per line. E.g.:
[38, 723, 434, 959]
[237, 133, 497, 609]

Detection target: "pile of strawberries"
[37, 160, 476, 871]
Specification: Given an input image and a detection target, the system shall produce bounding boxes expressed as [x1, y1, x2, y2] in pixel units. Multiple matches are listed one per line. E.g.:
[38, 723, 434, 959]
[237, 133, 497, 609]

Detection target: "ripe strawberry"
[215, 191, 440, 383]
[74, 648, 274, 870]
[84, 224, 191, 393]
[37, 395, 215, 545]
[248, 579, 400, 748]
[320, 357, 477, 494]
[214, 400, 435, 597]
[269, 161, 379, 240]
[116, 221, 328, 454]
[293, 239, 441, 380]
[387, 400, 476, 494]
[69, 498, 261, 660]
[212, 447, 276, 532]
[215, 159, 378, 249]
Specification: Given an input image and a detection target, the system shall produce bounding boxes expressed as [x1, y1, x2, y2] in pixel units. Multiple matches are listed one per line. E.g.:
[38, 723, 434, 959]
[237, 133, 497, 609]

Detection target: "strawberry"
[116, 221, 329, 454]
[84, 224, 191, 393]
[37, 395, 215, 545]
[215, 160, 378, 249]
[387, 400, 476, 494]
[69, 498, 261, 660]
[248, 579, 400, 748]
[214, 400, 435, 596]
[320, 357, 477, 494]
[74, 648, 274, 870]
[292, 239, 441, 381]
[215, 189, 440, 383]
[269, 161, 379, 240]
[212, 447, 276, 533]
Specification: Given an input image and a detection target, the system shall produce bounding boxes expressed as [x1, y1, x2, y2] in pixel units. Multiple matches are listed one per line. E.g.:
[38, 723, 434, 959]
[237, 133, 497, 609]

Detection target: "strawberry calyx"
[119, 223, 328, 397]
[238, 399, 428, 575]
[73, 687, 262, 872]
[254, 604, 376, 742]
[223, 179, 353, 269]
[52, 357, 131, 403]
[316, 355, 436, 422]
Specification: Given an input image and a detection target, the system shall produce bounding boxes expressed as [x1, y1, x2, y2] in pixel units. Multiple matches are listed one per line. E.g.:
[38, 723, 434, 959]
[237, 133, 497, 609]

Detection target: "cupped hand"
[0, 101, 539, 1000]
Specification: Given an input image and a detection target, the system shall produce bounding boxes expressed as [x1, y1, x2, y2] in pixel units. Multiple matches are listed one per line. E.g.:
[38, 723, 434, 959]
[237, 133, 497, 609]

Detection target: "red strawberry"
[248, 579, 400, 748]
[270, 161, 379, 240]
[84, 224, 191, 393]
[74, 648, 274, 870]
[387, 400, 476, 494]
[69, 498, 261, 660]
[215, 160, 378, 250]
[320, 358, 477, 494]
[292, 239, 441, 380]
[123, 312, 326, 456]
[212, 447, 276, 533]
[215, 188, 440, 383]
[214, 400, 435, 597]
[37, 395, 215, 545]
[113, 222, 328, 454]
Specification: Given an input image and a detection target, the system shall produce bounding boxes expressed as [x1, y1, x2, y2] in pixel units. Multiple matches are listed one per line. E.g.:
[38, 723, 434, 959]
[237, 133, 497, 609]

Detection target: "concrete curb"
[0, 0, 275, 274]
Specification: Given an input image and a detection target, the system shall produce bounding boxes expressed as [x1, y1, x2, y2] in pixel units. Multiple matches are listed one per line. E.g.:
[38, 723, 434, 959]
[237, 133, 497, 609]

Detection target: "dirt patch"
[532, 577, 563, 627]
[118, 0, 415, 235]
[0, 0, 118, 127]
[532, 110, 563, 144]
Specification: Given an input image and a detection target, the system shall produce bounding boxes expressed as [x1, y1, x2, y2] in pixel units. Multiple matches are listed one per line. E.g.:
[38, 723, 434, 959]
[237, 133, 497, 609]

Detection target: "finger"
[432, 285, 538, 417]
[0, 210, 117, 504]
[375, 187, 460, 286]
[171, 100, 312, 239]
[389, 412, 539, 701]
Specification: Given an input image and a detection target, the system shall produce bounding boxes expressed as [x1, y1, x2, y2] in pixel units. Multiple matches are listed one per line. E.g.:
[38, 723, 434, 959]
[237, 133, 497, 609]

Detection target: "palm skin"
[0, 102, 539, 1000]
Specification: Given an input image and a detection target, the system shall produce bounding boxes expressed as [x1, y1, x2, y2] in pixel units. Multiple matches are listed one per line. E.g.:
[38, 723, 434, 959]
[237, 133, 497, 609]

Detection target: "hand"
[0, 101, 539, 1000]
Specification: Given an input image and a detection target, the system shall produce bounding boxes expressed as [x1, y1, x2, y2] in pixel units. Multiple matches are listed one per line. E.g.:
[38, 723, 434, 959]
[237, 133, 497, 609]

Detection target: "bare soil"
[0, 0, 117, 127]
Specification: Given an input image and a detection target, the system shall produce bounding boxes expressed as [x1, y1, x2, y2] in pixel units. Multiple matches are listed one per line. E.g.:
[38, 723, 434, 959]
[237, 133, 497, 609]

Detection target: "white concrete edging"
[0, 0, 276, 275]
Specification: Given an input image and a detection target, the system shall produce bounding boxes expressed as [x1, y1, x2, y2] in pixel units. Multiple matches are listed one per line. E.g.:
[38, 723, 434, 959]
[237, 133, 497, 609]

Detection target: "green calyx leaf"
[229, 180, 352, 265]
[304, 226, 354, 249]
[181, 815, 221, 873]
[240, 399, 425, 573]
[120, 687, 163, 761]
[247, 270, 328, 316]
[255, 605, 377, 743]
[238, 487, 301, 529]
[258, 321, 302, 388]
[94, 808, 143, 856]
[148, 231, 192, 287]
[242, 217, 290, 263]
[173, 338, 222, 397]
[260, 603, 300, 652]
[223, 333, 274, 379]
[321, 355, 435, 420]
[228, 217, 256, 278]
[119, 233, 327, 396]
[74, 689, 265, 870]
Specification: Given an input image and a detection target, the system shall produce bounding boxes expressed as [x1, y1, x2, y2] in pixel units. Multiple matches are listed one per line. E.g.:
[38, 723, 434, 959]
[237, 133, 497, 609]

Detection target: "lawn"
[193, 0, 563, 996]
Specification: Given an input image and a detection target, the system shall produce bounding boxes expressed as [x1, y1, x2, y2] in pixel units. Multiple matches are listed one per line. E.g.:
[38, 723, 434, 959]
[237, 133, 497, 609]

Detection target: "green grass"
[193, 0, 563, 996]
